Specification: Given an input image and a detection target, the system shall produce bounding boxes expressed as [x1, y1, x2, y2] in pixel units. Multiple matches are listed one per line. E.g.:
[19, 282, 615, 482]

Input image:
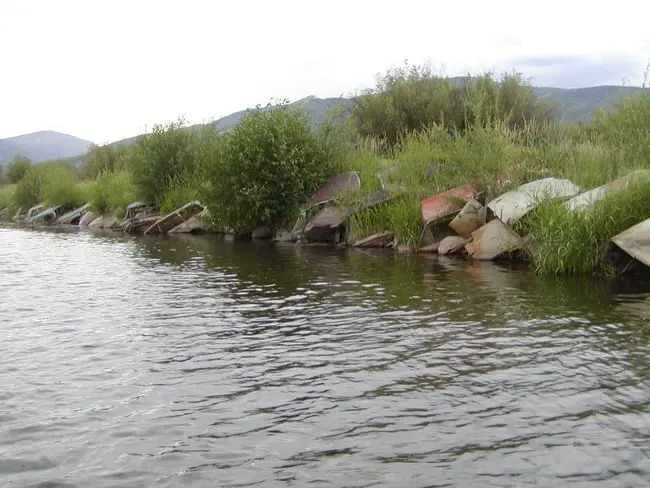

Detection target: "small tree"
[352, 62, 558, 147]
[204, 103, 342, 232]
[84, 143, 128, 179]
[126, 117, 196, 207]
[4, 156, 31, 183]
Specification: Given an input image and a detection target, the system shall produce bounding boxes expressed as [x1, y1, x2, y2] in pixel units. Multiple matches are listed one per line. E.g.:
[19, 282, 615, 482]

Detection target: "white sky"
[1, 0, 649, 143]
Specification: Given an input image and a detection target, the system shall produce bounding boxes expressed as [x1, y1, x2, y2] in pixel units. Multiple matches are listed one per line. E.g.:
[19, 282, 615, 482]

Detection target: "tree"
[4, 156, 31, 183]
[204, 103, 342, 233]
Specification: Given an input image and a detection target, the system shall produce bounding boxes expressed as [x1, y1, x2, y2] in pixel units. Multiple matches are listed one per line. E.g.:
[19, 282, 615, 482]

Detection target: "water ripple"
[1, 227, 650, 487]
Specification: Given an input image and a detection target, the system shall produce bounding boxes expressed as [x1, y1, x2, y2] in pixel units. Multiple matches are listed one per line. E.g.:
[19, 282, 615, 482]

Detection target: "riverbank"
[2, 67, 650, 276]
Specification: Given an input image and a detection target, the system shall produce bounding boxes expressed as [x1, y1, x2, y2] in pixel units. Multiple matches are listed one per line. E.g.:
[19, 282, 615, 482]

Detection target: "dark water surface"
[2, 227, 650, 487]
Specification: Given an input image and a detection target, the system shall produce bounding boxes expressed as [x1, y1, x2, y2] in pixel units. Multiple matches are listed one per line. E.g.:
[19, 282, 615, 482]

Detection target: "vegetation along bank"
[2, 64, 650, 278]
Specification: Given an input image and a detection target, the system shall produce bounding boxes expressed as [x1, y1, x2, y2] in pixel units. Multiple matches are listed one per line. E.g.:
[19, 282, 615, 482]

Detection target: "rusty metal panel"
[612, 218, 650, 268]
[448, 199, 486, 237]
[353, 231, 394, 248]
[488, 177, 580, 225]
[421, 185, 477, 226]
[465, 218, 524, 260]
[307, 172, 361, 208]
[145, 201, 204, 234]
[565, 170, 650, 212]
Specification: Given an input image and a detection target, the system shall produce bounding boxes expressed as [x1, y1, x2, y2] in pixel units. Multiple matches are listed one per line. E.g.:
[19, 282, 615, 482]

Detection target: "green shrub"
[13, 162, 87, 209]
[0, 184, 17, 214]
[88, 169, 137, 215]
[40, 163, 88, 208]
[352, 62, 558, 147]
[204, 103, 343, 233]
[127, 117, 197, 207]
[84, 143, 128, 179]
[527, 179, 650, 276]
[4, 156, 31, 184]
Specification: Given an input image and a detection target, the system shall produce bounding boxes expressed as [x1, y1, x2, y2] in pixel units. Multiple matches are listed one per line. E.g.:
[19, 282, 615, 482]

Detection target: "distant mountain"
[533, 85, 647, 121]
[0, 131, 92, 166]
[13, 83, 650, 169]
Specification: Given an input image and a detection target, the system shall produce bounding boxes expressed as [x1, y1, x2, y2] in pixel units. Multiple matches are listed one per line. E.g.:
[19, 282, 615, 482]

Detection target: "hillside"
[100, 84, 646, 153]
[0, 131, 92, 166]
[11, 83, 650, 168]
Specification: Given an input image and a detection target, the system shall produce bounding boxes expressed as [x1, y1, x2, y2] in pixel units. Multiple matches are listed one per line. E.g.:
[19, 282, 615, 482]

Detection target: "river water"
[2, 227, 650, 487]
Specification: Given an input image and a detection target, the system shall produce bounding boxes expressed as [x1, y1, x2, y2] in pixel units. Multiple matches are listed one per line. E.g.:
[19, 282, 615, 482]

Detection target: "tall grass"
[352, 62, 557, 148]
[88, 169, 137, 216]
[526, 179, 650, 276]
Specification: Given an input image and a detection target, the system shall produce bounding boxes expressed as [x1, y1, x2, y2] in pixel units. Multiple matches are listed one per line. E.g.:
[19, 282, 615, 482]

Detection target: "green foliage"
[4, 156, 31, 184]
[40, 163, 89, 208]
[204, 103, 343, 232]
[352, 62, 558, 147]
[127, 118, 198, 207]
[88, 169, 137, 215]
[589, 92, 650, 168]
[84, 143, 128, 179]
[13, 161, 84, 208]
[0, 184, 17, 214]
[527, 180, 650, 276]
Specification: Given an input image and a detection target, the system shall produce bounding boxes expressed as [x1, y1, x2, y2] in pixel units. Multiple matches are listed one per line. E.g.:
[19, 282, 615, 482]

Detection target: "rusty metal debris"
[144, 201, 204, 234]
[488, 177, 580, 225]
[353, 231, 394, 248]
[611, 218, 650, 268]
[565, 170, 650, 212]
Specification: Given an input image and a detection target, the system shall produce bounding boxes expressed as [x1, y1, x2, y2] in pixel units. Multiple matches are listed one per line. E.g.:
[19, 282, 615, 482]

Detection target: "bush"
[0, 184, 16, 212]
[13, 161, 87, 209]
[84, 143, 128, 179]
[88, 169, 137, 216]
[4, 156, 31, 184]
[527, 179, 650, 276]
[127, 118, 197, 207]
[352, 62, 558, 147]
[204, 103, 342, 232]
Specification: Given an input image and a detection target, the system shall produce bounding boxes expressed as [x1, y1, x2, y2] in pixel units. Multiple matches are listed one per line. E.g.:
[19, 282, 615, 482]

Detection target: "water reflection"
[2, 226, 650, 487]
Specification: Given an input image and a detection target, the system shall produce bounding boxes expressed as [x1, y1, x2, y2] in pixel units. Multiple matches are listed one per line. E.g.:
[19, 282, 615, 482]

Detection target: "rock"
[252, 226, 274, 239]
[438, 236, 471, 255]
[448, 199, 486, 237]
[88, 213, 118, 229]
[79, 211, 98, 227]
[465, 218, 524, 260]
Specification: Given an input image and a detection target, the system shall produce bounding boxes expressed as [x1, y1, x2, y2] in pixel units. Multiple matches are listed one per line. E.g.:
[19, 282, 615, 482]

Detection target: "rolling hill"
[0, 131, 92, 166]
[3, 83, 647, 167]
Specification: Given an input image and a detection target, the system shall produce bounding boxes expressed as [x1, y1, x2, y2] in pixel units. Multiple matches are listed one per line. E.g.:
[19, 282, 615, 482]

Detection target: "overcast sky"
[1, 0, 649, 144]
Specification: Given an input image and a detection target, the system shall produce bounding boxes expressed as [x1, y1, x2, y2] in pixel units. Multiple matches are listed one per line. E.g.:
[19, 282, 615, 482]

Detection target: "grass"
[3, 63, 650, 277]
[0, 184, 17, 216]
[88, 169, 137, 217]
[525, 179, 650, 276]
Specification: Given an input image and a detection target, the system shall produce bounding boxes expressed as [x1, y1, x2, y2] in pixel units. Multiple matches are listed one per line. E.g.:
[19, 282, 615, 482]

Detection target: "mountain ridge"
[0, 130, 92, 167]
[2, 82, 647, 166]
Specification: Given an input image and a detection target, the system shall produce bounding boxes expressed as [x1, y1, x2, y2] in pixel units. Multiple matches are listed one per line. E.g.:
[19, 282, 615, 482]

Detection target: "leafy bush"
[4, 156, 31, 184]
[127, 118, 197, 207]
[13, 162, 87, 209]
[352, 62, 558, 147]
[204, 103, 342, 232]
[88, 169, 137, 216]
[40, 163, 88, 208]
[527, 179, 650, 276]
[0, 184, 16, 212]
[84, 143, 128, 179]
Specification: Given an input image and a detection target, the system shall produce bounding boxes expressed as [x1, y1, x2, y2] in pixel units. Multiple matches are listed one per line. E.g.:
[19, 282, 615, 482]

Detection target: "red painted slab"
[421, 184, 477, 225]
